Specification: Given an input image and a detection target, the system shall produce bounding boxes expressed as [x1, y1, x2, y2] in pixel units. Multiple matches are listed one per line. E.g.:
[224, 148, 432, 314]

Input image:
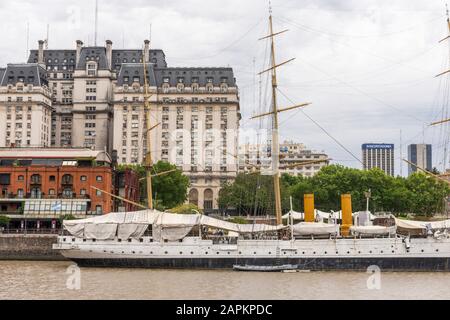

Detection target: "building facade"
[362, 143, 395, 176]
[0, 148, 138, 230]
[239, 141, 329, 177]
[408, 144, 432, 175]
[0, 64, 52, 148]
[0, 39, 241, 211]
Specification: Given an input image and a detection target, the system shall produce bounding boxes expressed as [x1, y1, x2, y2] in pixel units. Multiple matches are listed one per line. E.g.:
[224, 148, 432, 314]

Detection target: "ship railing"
[205, 235, 238, 245]
[0, 228, 60, 235]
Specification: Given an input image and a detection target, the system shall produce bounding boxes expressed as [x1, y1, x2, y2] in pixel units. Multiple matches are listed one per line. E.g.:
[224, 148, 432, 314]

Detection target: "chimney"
[144, 40, 150, 63]
[106, 40, 113, 70]
[76, 40, 83, 64]
[38, 40, 45, 65]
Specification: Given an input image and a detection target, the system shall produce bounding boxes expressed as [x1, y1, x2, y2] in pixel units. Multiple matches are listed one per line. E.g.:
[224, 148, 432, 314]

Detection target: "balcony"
[30, 176, 42, 185]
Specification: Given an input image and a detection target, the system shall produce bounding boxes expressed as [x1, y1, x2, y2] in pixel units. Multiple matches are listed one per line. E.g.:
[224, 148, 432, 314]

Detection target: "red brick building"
[0, 148, 139, 231]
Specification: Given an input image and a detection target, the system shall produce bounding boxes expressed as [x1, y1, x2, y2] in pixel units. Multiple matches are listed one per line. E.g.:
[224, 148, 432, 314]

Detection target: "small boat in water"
[233, 264, 299, 272]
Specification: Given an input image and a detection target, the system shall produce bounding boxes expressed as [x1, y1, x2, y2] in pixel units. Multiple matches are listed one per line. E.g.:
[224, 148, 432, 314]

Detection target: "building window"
[49, 175, 56, 182]
[96, 205, 103, 214]
[17, 189, 24, 198]
[80, 176, 87, 182]
[96, 176, 103, 182]
[18, 175, 24, 182]
[49, 189, 56, 196]
[80, 189, 87, 196]
[63, 188, 73, 198]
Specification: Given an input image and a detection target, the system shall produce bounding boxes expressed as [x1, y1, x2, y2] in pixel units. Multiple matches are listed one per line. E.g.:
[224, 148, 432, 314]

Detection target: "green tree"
[118, 162, 190, 210]
[0, 215, 10, 227]
[151, 161, 190, 210]
[170, 203, 203, 214]
[219, 164, 450, 217]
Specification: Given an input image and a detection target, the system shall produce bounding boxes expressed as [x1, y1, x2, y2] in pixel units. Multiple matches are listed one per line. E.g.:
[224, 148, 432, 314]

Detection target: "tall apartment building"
[407, 144, 432, 175]
[362, 143, 395, 176]
[0, 39, 240, 211]
[0, 63, 52, 148]
[239, 141, 329, 177]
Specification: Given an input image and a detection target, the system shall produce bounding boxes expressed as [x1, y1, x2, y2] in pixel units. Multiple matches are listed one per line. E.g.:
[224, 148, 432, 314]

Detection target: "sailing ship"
[53, 10, 450, 271]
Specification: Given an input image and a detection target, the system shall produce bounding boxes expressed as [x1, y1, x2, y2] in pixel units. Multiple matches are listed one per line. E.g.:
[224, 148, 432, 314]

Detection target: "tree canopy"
[218, 165, 450, 217]
[119, 161, 189, 210]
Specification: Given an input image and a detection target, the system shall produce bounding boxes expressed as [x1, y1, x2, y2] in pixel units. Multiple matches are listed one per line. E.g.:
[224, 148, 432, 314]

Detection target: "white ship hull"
[54, 235, 450, 271]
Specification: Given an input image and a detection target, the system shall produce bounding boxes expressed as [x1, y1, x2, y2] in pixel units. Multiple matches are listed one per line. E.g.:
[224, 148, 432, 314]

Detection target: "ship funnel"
[304, 194, 315, 222]
[340, 194, 353, 236]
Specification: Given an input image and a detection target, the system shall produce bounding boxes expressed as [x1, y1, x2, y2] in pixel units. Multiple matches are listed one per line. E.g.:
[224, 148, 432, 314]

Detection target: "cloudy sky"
[1, 0, 449, 175]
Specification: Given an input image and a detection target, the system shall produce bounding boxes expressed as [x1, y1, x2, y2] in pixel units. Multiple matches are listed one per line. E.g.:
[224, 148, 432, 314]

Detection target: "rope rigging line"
[276, 87, 364, 166]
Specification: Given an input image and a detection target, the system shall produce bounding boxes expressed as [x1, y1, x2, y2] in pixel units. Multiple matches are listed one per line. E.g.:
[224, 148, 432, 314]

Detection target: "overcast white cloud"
[0, 0, 449, 175]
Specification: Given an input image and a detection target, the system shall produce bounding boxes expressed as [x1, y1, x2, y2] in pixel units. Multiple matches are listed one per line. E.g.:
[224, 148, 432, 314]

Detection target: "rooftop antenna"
[94, 0, 98, 46]
[26, 21, 30, 61]
[149, 23, 152, 43]
[45, 24, 49, 49]
[122, 27, 125, 48]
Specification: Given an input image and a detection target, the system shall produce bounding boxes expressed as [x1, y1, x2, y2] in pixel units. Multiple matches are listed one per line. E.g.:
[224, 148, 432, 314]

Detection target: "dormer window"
[163, 77, 170, 83]
[177, 83, 184, 92]
[192, 83, 199, 92]
[220, 84, 228, 93]
[87, 62, 97, 76]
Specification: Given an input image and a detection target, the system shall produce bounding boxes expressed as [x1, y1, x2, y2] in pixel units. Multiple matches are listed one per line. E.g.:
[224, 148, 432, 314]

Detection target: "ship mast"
[269, 13, 283, 225]
[143, 47, 154, 210]
[254, 8, 312, 225]
[434, 5, 450, 173]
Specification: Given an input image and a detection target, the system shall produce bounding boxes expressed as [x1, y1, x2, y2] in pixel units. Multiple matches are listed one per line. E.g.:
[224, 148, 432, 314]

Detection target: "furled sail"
[293, 222, 339, 236]
[350, 225, 397, 236]
[63, 210, 286, 240]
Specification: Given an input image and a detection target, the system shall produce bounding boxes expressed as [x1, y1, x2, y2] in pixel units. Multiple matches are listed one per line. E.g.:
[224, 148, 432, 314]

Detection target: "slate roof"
[0, 68, 5, 85]
[154, 67, 236, 87]
[28, 50, 77, 72]
[112, 49, 167, 71]
[116, 63, 157, 86]
[27, 49, 167, 72]
[0, 64, 49, 87]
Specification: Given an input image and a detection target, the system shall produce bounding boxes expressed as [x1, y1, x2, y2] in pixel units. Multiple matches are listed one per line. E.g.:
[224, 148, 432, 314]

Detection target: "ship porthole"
[216, 252, 220, 255]
[392, 250, 395, 253]
[191, 252, 194, 255]
[380, 251, 384, 254]
[369, 251, 372, 254]
[239, 252, 242, 255]
[180, 252, 183, 255]
[324, 252, 327, 255]
[303, 252, 306, 255]
[421, 249, 424, 253]
[205, 252, 209, 255]
[313, 252, 316, 255]
[150, 252, 153, 254]
[269, 252, 272, 255]
[335, 251, 338, 254]
[436, 249, 439, 252]
[347, 251, 350, 254]
[165, 251, 168, 254]
[358, 251, 361, 254]
[254, 252, 257, 255]
[227, 252, 231, 255]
